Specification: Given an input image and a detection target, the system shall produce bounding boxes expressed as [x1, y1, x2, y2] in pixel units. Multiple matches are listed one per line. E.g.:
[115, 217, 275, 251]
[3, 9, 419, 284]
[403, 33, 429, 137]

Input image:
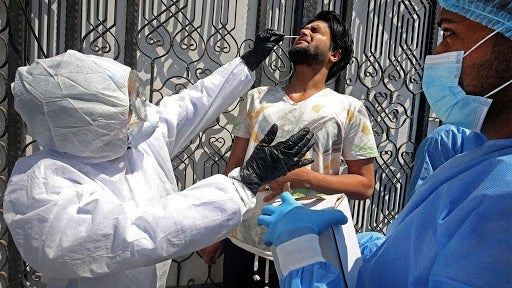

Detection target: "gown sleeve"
[274, 234, 345, 288]
[3, 158, 255, 279]
[280, 262, 344, 288]
[157, 57, 255, 156]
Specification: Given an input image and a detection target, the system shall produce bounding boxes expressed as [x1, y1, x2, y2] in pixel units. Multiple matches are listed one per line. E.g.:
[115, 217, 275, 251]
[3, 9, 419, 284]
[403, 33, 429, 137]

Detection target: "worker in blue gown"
[257, 0, 512, 287]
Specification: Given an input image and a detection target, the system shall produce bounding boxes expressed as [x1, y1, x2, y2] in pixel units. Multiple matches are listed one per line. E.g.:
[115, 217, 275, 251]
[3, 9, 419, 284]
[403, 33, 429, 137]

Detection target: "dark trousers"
[222, 239, 280, 288]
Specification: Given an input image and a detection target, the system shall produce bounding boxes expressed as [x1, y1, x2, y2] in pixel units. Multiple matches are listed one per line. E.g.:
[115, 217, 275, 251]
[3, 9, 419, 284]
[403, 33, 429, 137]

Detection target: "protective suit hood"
[12, 50, 131, 163]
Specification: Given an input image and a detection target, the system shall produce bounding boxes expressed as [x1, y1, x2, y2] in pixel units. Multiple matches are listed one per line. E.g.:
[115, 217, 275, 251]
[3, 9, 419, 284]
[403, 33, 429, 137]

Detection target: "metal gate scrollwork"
[345, 0, 437, 233]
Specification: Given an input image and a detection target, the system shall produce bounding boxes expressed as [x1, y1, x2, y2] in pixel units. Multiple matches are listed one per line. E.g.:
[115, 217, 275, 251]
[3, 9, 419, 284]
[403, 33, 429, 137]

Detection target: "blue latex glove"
[257, 192, 348, 247]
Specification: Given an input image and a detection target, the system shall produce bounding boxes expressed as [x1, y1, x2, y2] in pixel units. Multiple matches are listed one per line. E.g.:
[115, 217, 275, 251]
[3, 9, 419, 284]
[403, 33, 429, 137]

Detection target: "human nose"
[293, 29, 309, 45]
[299, 28, 309, 36]
[433, 41, 448, 55]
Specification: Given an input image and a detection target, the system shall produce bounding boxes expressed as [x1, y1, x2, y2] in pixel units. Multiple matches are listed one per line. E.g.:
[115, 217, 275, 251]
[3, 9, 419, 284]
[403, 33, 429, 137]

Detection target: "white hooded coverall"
[3, 50, 256, 288]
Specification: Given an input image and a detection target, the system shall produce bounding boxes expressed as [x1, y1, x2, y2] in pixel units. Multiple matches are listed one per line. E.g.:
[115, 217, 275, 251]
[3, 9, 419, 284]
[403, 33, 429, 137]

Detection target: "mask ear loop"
[461, 27, 511, 99]
[484, 79, 512, 98]
[463, 29, 501, 57]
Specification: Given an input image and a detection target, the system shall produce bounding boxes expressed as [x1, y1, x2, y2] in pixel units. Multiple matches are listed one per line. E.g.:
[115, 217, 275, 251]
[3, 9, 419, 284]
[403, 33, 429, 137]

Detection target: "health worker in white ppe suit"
[3, 29, 317, 288]
[258, 0, 512, 287]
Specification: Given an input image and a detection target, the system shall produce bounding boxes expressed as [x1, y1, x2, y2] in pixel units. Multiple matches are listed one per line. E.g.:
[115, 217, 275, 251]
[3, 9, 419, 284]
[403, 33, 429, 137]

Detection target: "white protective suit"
[4, 50, 256, 287]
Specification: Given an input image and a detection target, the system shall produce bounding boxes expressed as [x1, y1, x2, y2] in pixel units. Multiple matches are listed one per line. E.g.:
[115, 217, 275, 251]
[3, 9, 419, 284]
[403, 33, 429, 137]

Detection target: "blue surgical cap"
[439, 0, 512, 39]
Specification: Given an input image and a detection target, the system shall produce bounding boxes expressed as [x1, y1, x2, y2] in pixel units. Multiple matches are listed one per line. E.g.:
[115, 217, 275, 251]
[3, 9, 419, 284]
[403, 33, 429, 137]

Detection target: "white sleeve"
[3, 161, 255, 279]
[158, 58, 255, 156]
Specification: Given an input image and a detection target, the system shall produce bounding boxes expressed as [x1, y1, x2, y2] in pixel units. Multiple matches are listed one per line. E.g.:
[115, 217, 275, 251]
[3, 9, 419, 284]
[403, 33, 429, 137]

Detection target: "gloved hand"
[241, 28, 285, 71]
[257, 192, 348, 247]
[240, 124, 314, 194]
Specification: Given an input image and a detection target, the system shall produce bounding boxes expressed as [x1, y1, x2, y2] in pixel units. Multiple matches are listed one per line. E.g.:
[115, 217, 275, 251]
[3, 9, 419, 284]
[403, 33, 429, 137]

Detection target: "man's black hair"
[306, 10, 354, 82]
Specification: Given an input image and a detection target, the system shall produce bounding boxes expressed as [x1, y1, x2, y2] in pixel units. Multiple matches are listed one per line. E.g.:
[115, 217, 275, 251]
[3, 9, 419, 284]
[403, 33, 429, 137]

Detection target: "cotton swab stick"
[283, 35, 299, 38]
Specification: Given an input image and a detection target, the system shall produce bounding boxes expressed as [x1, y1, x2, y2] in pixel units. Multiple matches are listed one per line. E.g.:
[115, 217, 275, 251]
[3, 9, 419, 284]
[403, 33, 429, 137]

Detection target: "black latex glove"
[241, 28, 285, 71]
[240, 124, 314, 194]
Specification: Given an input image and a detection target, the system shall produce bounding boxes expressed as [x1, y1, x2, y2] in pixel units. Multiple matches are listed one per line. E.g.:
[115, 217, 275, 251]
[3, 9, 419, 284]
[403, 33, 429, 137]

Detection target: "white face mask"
[422, 29, 512, 131]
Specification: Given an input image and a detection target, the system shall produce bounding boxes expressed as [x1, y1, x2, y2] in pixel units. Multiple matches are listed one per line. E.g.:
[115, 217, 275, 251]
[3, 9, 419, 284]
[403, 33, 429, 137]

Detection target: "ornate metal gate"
[0, 0, 439, 286]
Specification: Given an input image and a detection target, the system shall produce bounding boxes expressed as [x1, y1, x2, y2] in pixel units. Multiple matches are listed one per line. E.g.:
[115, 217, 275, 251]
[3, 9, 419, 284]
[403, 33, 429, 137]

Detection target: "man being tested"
[3, 30, 317, 288]
[200, 10, 377, 287]
[258, 0, 512, 287]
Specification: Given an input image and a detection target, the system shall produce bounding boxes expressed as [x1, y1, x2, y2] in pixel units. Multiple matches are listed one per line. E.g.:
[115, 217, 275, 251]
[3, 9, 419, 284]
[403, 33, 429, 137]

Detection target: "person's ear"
[330, 49, 342, 63]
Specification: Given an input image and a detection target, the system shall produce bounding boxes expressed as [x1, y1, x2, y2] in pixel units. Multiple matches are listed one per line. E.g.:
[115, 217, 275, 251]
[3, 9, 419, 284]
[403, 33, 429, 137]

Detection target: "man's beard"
[288, 45, 327, 66]
[472, 37, 512, 121]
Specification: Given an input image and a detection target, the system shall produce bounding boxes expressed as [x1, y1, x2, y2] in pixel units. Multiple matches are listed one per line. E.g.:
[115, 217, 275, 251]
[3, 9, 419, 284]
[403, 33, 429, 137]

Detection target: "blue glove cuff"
[274, 225, 316, 246]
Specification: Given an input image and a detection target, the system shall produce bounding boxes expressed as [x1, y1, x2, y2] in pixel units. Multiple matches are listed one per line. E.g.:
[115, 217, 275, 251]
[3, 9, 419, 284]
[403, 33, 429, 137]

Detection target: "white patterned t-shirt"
[234, 86, 378, 192]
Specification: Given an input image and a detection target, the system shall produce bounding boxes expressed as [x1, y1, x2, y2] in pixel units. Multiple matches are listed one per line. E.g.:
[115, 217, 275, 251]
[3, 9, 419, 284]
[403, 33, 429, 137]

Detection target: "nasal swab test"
[283, 35, 299, 38]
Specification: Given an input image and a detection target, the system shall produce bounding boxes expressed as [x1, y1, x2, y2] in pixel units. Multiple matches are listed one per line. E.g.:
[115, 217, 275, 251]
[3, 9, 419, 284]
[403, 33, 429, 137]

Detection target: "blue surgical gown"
[280, 136, 512, 288]
[280, 262, 343, 288]
[273, 234, 345, 288]
[406, 124, 487, 202]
